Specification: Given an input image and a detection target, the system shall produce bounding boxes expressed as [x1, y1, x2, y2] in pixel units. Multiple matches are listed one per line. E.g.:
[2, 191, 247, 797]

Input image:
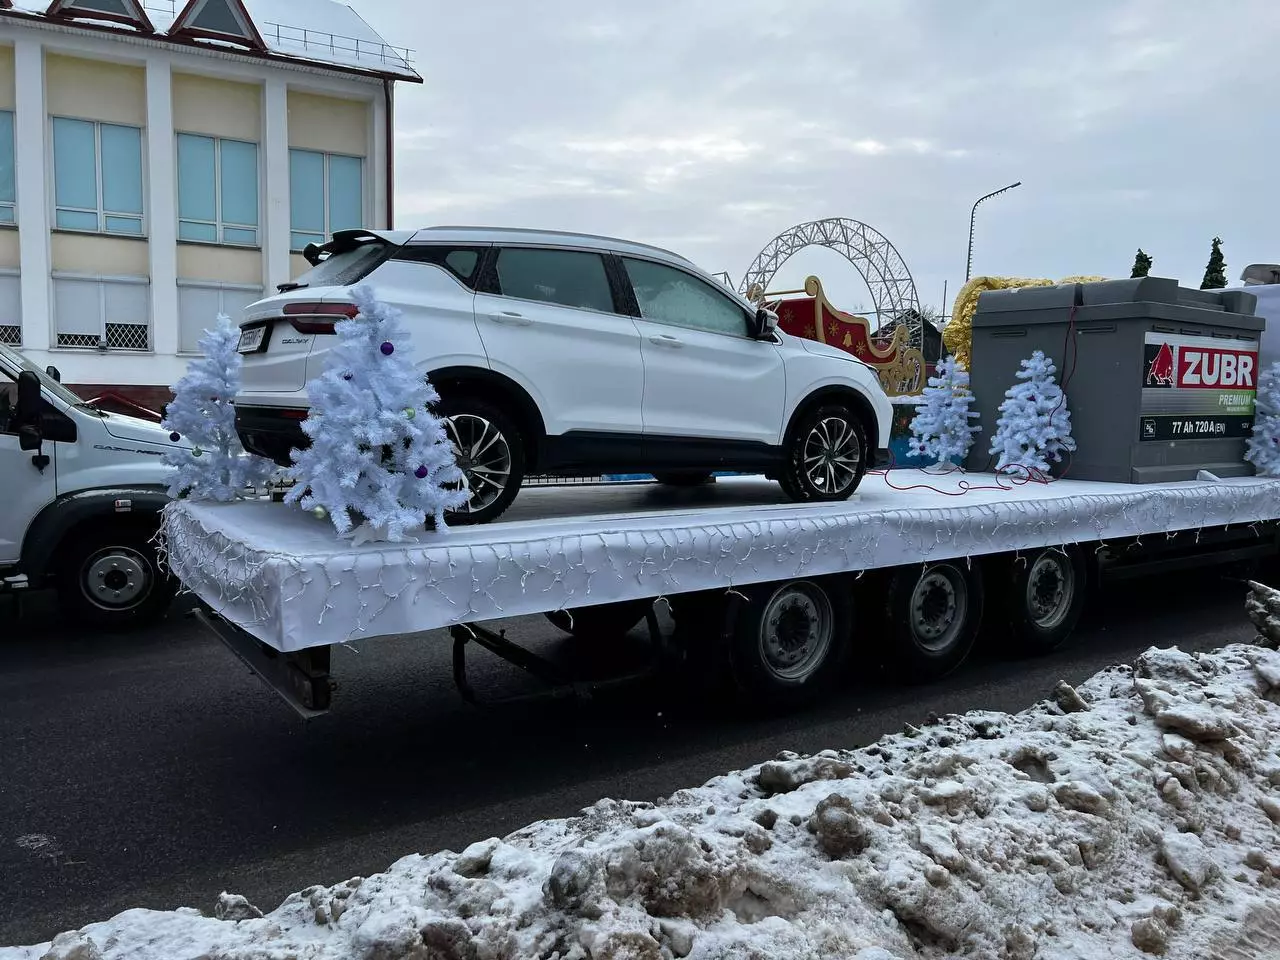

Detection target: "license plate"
[238, 326, 265, 353]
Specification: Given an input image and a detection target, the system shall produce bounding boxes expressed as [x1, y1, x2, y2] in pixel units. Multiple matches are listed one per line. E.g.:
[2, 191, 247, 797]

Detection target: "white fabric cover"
[161, 472, 1280, 652]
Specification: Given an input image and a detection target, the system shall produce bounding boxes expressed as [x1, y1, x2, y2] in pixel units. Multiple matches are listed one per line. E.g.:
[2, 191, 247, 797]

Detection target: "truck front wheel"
[58, 526, 176, 629]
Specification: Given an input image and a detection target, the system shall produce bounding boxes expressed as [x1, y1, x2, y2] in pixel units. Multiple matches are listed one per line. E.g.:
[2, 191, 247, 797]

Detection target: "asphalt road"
[0, 567, 1266, 947]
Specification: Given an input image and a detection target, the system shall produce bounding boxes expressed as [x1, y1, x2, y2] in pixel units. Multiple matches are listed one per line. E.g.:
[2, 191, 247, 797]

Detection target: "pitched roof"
[4, 0, 420, 81]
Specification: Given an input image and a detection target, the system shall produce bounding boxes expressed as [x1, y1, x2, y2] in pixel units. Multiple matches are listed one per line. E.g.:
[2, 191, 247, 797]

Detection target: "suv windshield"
[290, 237, 394, 289]
[0, 343, 98, 411]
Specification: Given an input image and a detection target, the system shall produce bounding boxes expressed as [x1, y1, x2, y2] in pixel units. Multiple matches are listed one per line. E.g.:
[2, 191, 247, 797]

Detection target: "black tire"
[996, 546, 1087, 657]
[716, 577, 852, 709]
[58, 524, 176, 630]
[652, 472, 714, 487]
[885, 560, 984, 682]
[545, 599, 652, 638]
[436, 395, 526, 526]
[778, 402, 867, 503]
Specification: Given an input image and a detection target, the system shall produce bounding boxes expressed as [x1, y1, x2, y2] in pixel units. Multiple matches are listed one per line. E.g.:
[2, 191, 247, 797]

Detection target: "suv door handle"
[648, 334, 683, 347]
[488, 311, 532, 326]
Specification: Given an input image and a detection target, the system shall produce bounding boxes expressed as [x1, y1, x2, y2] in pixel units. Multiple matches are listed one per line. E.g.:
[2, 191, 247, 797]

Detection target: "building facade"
[0, 0, 419, 409]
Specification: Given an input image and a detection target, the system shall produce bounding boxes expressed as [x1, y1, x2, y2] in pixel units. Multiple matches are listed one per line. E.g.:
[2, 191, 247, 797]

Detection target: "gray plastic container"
[963, 277, 1263, 483]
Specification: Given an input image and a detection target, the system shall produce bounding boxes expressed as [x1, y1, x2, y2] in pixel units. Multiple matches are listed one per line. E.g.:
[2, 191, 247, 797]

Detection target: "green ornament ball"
[192, 447, 203, 458]
[404, 407, 416, 420]
[312, 506, 328, 520]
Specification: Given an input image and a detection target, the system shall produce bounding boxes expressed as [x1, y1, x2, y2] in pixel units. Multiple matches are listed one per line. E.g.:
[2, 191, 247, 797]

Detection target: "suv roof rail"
[420, 225, 694, 265]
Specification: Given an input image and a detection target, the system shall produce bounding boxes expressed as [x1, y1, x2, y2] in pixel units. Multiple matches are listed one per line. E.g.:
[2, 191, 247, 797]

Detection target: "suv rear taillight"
[282, 302, 360, 335]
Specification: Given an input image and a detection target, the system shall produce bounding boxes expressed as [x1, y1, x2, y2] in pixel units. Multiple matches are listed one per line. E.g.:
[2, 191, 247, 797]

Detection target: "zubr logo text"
[1147, 343, 1255, 390]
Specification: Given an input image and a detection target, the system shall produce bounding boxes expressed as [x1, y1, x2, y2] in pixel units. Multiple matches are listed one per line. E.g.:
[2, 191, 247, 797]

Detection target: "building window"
[289, 148, 363, 251]
[0, 269, 20, 346]
[52, 273, 150, 351]
[52, 117, 145, 236]
[0, 111, 14, 225]
[177, 279, 263, 353]
[177, 134, 259, 246]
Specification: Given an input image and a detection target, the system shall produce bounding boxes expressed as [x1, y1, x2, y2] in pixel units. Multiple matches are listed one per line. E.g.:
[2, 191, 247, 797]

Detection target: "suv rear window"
[291, 238, 394, 289]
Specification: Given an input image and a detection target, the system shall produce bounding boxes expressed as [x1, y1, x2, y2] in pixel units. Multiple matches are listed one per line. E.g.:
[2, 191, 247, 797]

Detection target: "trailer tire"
[778, 403, 867, 503]
[724, 577, 852, 708]
[436, 395, 526, 526]
[58, 524, 176, 630]
[886, 561, 984, 682]
[998, 545, 1087, 656]
[545, 599, 651, 639]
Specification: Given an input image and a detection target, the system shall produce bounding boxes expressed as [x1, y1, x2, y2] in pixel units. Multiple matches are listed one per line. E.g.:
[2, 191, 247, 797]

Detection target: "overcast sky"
[351, 0, 1280, 316]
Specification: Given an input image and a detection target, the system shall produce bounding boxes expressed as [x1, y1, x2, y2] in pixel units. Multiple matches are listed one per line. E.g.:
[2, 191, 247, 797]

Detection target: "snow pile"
[10, 620, 1280, 957]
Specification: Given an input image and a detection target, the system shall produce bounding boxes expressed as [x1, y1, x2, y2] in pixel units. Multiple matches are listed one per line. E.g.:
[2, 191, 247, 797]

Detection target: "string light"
[157, 476, 1280, 651]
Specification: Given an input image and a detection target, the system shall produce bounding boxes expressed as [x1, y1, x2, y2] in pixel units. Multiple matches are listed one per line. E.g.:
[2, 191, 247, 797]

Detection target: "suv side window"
[0, 368, 17, 435]
[394, 245, 487, 289]
[622, 257, 750, 337]
[494, 247, 616, 314]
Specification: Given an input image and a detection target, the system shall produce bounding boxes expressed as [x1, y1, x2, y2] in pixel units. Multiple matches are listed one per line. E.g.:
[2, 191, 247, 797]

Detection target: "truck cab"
[0, 343, 179, 627]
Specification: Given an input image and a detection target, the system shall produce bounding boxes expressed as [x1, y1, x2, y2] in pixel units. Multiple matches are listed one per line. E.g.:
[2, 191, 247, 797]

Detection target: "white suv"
[234, 227, 894, 524]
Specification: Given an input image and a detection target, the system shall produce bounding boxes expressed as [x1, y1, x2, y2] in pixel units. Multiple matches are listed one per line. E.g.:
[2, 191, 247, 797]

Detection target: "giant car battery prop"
[965, 277, 1263, 483]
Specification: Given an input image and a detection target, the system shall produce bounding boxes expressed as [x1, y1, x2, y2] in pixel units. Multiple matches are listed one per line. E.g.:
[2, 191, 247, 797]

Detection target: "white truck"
[1, 342, 178, 627]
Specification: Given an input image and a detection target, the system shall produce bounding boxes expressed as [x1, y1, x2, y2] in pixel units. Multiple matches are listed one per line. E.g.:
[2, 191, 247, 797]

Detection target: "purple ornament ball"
[380, 341, 395, 356]
[414, 465, 428, 479]
[169, 431, 181, 442]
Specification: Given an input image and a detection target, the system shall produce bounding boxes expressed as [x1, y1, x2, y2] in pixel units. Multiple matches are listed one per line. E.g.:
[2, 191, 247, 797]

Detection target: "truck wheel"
[59, 526, 176, 629]
[998, 546, 1087, 656]
[545, 599, 652, 638]
[886, 561, 984, 682]
[778, 403, 866, 503]
[724, 577, 852, 708]
[438, 396, 525, 526]
[652, 472, 714, 487]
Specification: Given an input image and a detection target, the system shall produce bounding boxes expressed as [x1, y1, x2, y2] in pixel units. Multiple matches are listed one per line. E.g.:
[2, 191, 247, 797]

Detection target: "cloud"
[354, 0, 1280, 310]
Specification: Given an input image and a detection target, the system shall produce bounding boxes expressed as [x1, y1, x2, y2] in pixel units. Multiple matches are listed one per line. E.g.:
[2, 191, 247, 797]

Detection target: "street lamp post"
[965, 181, 1022, 283]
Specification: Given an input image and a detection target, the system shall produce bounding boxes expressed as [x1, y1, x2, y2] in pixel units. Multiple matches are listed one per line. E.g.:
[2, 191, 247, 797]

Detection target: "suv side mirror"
[45, 365, 61, 382]
[752, 306, 779, 339]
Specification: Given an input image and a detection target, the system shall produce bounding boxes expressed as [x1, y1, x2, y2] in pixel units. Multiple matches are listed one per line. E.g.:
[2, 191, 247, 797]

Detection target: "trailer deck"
[162, 470, 1280, 656]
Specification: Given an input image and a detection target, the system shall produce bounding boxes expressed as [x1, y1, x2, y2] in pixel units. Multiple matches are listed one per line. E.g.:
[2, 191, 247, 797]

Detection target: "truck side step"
[191, 607, 332, 720]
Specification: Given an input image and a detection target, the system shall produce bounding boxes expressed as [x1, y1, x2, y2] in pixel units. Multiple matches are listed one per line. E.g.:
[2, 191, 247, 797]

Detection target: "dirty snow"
[8, 586, 1280, 959]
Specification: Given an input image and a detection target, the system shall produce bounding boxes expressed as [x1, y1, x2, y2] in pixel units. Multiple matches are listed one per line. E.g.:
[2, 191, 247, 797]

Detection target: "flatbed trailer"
[162, 470, 1280, 719]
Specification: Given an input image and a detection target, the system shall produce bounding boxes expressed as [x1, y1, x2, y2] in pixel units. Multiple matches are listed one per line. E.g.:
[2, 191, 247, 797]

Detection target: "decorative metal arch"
[740, 218, 923, 349]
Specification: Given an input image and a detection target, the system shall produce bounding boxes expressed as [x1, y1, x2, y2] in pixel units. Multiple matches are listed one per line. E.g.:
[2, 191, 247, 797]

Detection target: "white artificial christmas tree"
[1246, 361, 1280, 477]
[285, 285, 469, 542]
[907, 355, 980, 466]
[161, 314, 273, 501]
[988, 350, 1077, 477]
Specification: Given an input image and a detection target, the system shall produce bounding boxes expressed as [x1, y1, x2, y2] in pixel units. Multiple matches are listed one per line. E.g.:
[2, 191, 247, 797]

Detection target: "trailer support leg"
[191, 607, 333, 720]
[449, 606, 671, 708]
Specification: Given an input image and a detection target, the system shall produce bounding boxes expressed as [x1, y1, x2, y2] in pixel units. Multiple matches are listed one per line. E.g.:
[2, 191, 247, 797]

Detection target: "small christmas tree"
[1246, 361, 1280, 477]
[989, 350, 1077, 477]
[907, 355, 980, 466]
[285, 285, 469, 542]
[162, 314, 273, 501]
[1200, 236, 1227, 289]
[1130, 248, 1153, 278]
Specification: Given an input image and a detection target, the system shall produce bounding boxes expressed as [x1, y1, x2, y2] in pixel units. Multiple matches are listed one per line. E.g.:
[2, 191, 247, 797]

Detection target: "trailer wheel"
[725, 577, 852, 707]
[58, 525, 176, 630]
[545, 599, 651, 638]
[999, 546, 1087, 656]
[886, 561, 984, 681]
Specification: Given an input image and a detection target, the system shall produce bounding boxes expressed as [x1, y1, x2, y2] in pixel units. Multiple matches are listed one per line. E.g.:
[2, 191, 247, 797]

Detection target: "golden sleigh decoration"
[758, 275, 926, 397]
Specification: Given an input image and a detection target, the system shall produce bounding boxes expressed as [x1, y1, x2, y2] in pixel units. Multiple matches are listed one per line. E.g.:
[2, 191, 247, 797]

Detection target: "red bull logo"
[1145, 342, 1256, 390]
[1147, 342, 1175, 386]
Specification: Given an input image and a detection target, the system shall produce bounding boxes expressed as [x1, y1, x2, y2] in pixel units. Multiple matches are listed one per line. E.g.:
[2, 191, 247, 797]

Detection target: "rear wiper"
[277, 281, 309, 293]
